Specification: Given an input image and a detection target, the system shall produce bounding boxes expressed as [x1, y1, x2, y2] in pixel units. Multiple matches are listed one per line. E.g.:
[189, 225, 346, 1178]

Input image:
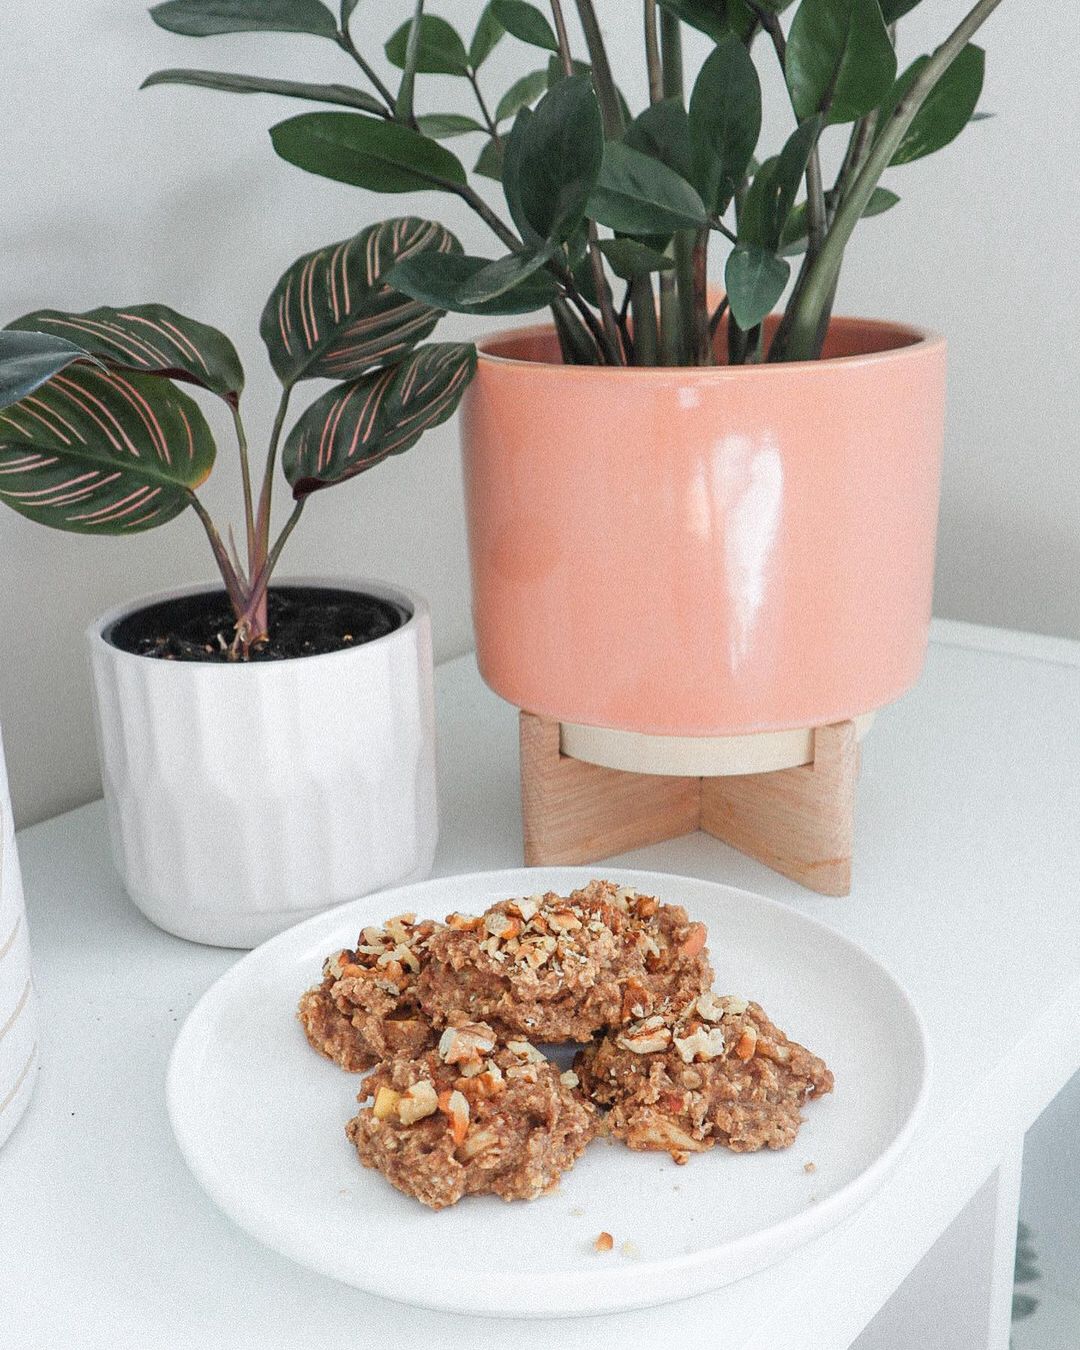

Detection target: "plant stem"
[230, 499, 306, 658]
[629, 276, 659, 364]
[691, 228, 711, 363]
[337, 28, 397, 118]
[395, 0, 425, 122]
[659, 9, 683, 99]
[549, 0, 624, 363]
[230, 403, 257, 574]
[574, 0, 623, 134]
[708, 294, 729, 338]
[644, 0, 663, 103]
[187, 493, 247, 617]
[253, 385, 292, 575]
[467, 70, 501, 144]
[776, 0, 1008, 362]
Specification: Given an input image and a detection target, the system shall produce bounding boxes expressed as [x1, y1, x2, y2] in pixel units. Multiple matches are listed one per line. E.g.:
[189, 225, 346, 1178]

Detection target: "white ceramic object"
[168, 866, 929, 1318]
[0, 724, 38, 1148]
[560, 711, 877, 777]
[87, 578, 437, 949]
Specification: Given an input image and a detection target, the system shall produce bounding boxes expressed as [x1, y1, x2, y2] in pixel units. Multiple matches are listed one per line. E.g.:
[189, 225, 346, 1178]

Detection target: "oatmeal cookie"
[347, 1019, 600, 1209]
[576, 993, 833, 1161]
[416, 881, 712, 1042]
[298, 913, 442, 1072]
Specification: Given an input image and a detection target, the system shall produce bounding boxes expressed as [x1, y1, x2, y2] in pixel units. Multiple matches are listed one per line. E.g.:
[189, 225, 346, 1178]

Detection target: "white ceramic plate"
[168, 868, 928, 1319]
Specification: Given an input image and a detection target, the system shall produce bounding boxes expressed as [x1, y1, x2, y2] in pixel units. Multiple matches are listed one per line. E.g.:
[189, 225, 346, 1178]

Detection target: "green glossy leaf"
[141, 68, 384, 113]
[655, 0, 732, 42]
[469, 2, 505, 68]
[779, 185, 898, 254]
[494, 69, 549, 123]
[546, 55, 591, 87]
[386, 251, 558, 314]
[341, 0, 361, 26]
[474, 137, 505, 179]
[598, 238, 675, 280]
[879, 0, 920, 20]
[454, 248, 554, 305]
[8, 305, 244, 403]
[260, 217, 458, 387]
[725, 245, 790, 331]
[786, 0, 896, 124]
[588, 141, 707, 234]
[739, 115, 822, 251]
[505, 76, 604, 244]
[0, 364, 215, 533]
[886, 44, 985, 165]
[385, 14, 470, 76]
[416, 113, 486, 138]
[0, 332, 102, 412]
[625, 99, 691, 180]
[270, 112, 467, 193]
[149, 0, 338, 39]
[688, 36, 762, 216]
[490, 0, 557, 51]
[283, 342, 476, 497]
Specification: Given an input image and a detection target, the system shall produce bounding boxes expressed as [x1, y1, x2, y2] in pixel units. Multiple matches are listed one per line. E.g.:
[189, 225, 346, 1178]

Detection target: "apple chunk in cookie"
[298, 913, 442, 1072]
[347, 1019, 600, 1209]
[575, 993, 833, 1162]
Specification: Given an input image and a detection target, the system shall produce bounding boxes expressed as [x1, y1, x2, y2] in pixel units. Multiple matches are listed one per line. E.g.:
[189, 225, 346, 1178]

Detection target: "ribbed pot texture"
[87, 578, 438, 948]
[0, 724, 38, 1149]
[460, 316, 947, 736]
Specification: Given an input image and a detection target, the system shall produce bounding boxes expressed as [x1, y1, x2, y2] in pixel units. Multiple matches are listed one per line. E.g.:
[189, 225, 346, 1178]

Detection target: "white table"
[3, 619, 1079, 1350]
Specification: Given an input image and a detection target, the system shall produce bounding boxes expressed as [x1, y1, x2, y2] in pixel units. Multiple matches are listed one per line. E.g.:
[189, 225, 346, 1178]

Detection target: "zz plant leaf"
[283, 342, 476, 497]
[271, 112, 468, 193]
[689, 36, 762, 216]
[503, 77, 604, 245]
[0, 363, 215, 533]
[725, 244, 790, 331]
[7, 305, 244, 405]
[259, 217, 459, 387]
[588, 141, 707, 235]
[384, 15, 470, 76]
[785, 0, 897, 124]
[142, 69, 386, 114]
[149, 0, 340, 39]
[490, 0, 558, 52]
[387, 250, 560, 313]
[886, 45, 985, 164]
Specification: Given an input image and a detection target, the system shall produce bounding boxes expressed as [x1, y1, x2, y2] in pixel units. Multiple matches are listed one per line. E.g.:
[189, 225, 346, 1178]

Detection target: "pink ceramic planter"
[460, 317, 946, 736]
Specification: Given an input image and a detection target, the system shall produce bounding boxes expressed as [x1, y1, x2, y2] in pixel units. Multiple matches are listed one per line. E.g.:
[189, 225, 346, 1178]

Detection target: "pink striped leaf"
[6, 305, 244, 405]
[259, 217, 461, 388]
[282, 341, 476, 498]
[0, 363, 216, 534]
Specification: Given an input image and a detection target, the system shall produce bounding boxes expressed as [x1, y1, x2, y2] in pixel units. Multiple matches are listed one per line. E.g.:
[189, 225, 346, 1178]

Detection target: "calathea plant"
[145, 0, 1005, 366]
[0, 219, 475, 656]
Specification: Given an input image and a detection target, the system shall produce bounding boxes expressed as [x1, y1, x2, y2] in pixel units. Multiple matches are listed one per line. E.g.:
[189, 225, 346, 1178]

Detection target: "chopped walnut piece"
[398, 1079, 438, 1125]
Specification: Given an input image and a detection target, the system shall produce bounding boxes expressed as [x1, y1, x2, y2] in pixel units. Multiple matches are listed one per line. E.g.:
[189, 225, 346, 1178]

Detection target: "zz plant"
[145, 0, 1005, 366]
[0, 221, 475, 655]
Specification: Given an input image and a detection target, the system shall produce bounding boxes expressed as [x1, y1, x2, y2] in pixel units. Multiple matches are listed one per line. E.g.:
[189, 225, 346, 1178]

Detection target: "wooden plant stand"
[519, 712, 859, 896]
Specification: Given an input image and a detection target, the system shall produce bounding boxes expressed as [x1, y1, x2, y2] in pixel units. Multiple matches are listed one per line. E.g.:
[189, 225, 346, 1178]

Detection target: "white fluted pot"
[0, 724, 38, 1149]
[87, 578, 438, 948]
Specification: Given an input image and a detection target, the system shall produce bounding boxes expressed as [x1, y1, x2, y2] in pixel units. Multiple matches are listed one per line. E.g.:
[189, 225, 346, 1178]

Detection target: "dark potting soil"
[105, 586, 409, 663]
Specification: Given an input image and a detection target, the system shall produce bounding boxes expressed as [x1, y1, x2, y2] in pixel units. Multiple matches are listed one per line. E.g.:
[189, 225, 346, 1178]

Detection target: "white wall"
[1, 0, 1076, 827]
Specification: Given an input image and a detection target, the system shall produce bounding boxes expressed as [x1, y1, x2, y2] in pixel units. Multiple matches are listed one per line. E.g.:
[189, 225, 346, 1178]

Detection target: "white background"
[1, 0, 1077, 826]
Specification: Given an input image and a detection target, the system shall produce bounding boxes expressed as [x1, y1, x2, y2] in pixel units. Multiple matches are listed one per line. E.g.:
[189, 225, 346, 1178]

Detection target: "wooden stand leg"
[700, 722, 858, 897]
[519, 712, 859, 896]
[519, 713, 699, 866]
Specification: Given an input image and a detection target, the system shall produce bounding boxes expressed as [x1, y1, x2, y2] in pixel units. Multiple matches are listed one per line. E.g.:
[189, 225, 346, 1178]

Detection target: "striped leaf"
[283, 342, 475, 498]
[0, 364, 215, 534]
[6, 305, 244, 405]
[0, 331, 102, 412]
[260, 217, 460, 388]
